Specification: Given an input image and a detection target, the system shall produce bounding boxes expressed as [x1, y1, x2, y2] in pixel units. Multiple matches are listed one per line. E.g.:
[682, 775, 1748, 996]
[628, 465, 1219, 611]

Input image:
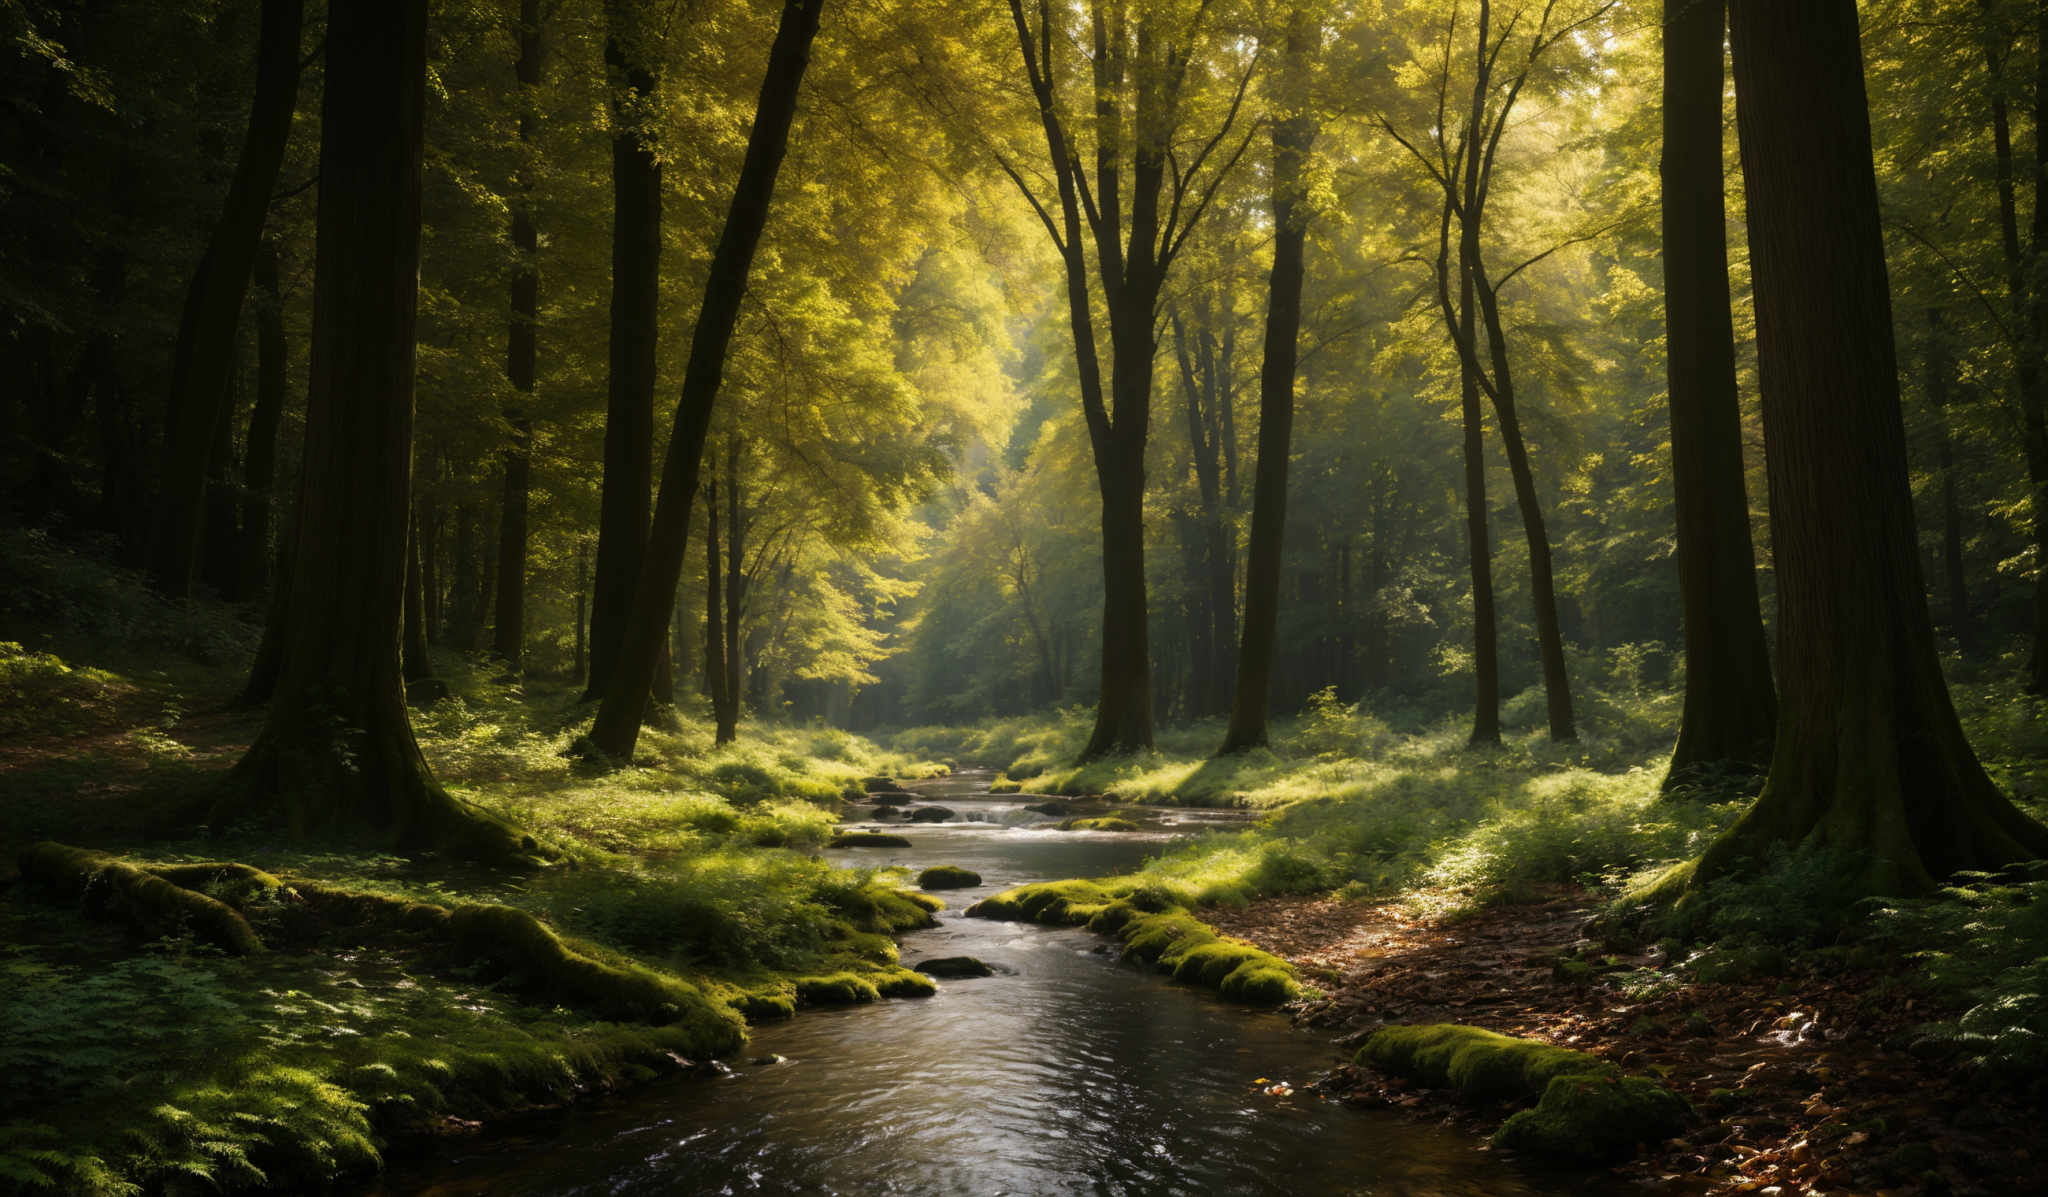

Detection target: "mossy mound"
[916, 865, 982, 889]
[1491, 1073, 1692, 1163]
[447, 903, 742, 1047]
[988, 776, 1023, 793]
[827, 832, 912, 848]
[861, 776, 897, 792]
[794, 971, 881, 1005]
[1060, 816, 1141, 832]
[731, 990, 797, 1022]
[907, 806, 955, 823]
[829, 881, 942, 933]
[969, 880, 1302, 1007]
[874, 967, 938, 998]
[1355, 1024, 1612, 1102]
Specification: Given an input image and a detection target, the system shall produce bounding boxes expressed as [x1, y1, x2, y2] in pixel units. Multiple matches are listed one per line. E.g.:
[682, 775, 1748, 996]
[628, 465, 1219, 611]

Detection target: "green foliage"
[1872, 865, 2048, 1084]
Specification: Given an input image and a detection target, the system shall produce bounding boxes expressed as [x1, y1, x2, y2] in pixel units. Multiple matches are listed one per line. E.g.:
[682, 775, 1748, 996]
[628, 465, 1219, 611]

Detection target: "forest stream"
[371, 771, 1573, 1196]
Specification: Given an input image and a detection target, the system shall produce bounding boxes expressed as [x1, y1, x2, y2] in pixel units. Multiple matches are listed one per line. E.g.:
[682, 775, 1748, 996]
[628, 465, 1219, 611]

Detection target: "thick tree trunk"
[1081, 428, 1154, 759]
[152, 0, 304, 596]
[1222, 35, 1314, 754]
[1661, 0, 1775, 790]
[220, 0, 528, 860]
[493, 0, 541, 672]
[1689, 0, 2048, 895]
[584, 0, 662, 702]
[586, 0, 827, 761]
[236, 241, 286, 603]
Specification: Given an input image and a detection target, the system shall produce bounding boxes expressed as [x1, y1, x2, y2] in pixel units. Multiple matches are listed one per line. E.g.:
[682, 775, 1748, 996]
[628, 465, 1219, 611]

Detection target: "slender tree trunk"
[420, 488, 443, 643]
[1926, 308, 1977, 656]
[236, 240, 286, 602]
[1222, 21, 1314, 754]
[201, 354, 243, 597]
[1661, 0, 1775, 790]
[153, 0, 304, 595]
[493, 0, 541, 671]
[1460, 259, 1502, 746]
[1688, 0, 2048, 895]
[403, 516, 447, 705]
[586, 0, 827, 761]
[585, 0, 662, 701]
[219, 0, 528, 859]
[720, 440, 745, 743]
[705, 472, 731, 736]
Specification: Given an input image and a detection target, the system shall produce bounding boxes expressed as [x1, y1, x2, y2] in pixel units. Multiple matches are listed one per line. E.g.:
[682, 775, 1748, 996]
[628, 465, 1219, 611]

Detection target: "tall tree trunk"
[219, 0, 528, 859]
[493, 0, 541, 671]
[1687, 0, 2048, 895]
[403, 516, 447, 705]
[201, 353, 243, 597]
[1661, 0, 1775, 790]
[586, 0, 828, 761]
[719, 439, 746, 743]
[1459, 259, 1502, 746]
[1222, 19, 1314, 754]
[585, 0, 662, 701]
[152, 0, 305, 595]
[1085, 429, 1154, 757]
[237, 240, 286, 603]
[704, 472, 730, 733]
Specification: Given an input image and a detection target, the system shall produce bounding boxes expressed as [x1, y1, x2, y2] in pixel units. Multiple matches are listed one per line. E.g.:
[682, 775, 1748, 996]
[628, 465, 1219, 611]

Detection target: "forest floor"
[1208, 893, 2041, 1196]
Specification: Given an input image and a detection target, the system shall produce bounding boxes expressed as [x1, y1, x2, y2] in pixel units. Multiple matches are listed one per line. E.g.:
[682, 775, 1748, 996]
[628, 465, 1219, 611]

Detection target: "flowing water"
[376, 770, 1570, 1196]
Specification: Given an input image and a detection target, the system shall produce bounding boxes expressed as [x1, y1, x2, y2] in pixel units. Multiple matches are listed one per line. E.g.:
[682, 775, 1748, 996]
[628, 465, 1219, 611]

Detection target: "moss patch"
[19, 841, 268, 955]
[1060, 816, 1141, 832]
[915, 864, 982, 889]
[1354, 1024, 1612, 1102]
[827, 832, 911, 848]
[1491, 1073, 1692, 1163]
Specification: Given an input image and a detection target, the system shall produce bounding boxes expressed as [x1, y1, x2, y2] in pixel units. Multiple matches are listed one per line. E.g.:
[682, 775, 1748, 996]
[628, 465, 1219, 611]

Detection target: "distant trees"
[1659, 0, 1775, 788]
[493, 0, 543, 673]
[1685, 0, 2048, 893]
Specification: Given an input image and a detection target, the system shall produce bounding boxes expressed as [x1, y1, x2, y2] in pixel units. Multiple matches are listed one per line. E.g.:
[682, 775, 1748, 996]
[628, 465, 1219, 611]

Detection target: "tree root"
[18, 842, 268, 955]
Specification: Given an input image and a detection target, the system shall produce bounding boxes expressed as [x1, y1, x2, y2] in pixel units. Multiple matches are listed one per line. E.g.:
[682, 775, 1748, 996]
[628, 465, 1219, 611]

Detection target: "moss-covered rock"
[907, 806, 955, 823]
[1491, 1073, 1692, 1163]
[829, 881, 942, 933]
[827, 832, 912, 848]
[1060, 816, 1141, 832]
[916, 865, 982, 889]
[1355, 1024, 1613, 1102]
[870, 792, 913, 806]
[794, 972, 881, 1005]
[732, 990, 797, 1022]
[1171, 941, 1268, 987]
[861, 776, 897, 792]
[965, 879, 1114, 923]
[874, 967, 938, 997]
[913, 955, 995, 978]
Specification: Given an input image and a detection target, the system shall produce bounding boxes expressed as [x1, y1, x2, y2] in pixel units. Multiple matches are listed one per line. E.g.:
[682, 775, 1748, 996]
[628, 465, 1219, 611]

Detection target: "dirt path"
[1212, 893, 2038, 1196]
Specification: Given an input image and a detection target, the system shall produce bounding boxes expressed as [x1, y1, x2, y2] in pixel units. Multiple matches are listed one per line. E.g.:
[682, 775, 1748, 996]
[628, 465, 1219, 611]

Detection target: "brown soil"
[1208, 891, 2040, 1196]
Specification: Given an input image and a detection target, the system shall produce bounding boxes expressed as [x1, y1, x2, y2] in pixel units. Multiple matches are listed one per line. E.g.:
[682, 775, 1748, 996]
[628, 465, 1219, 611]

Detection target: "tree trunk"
[1221, 23, 1314, 754]
[1689, 0, 2048, 895]
[584, 0, 662, 702]
[1661, 0, 1775, 790]
[236, 240, 286, 603]
[1460, 259, 1502, 746]
[152, 0, 304, 595]
[200, 354, 243, 598]
[719, 440, 746, 743]
[493, 0, 541, 672]
[219, 0, 528, 860]
[1926, 308, 1976, 656]
[586, 0, 827, 761]
[1082, 428, 1155, 758]
[403, 516, 447, 706]
[705, 472, 731, 736]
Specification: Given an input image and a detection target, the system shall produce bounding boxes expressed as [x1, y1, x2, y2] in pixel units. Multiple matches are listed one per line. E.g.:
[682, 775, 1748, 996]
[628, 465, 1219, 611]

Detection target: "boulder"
[827, 832, 912, 848]
[871, 792, 914, 807]
[912, 956, 995, 979]
[916, 864, 982, 889]
[861, 776, 896, 792]
[907, 806, 955, 823]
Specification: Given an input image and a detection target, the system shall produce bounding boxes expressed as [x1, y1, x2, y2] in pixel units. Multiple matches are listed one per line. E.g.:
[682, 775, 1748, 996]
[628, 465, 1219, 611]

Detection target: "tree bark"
[1221, 18, 1314, 753]
[1459, 255, 1502, 746]
[219, 0, 528, 860]
[586, 0, 828, 761]
[493, 0, 541, 672]
[1689, 0, 2048, 895]
[584, 0, 663, 701]
[236, 240, 287, 603]
[152, 0, 304, 595]
[1660, 0, 1775, 790]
